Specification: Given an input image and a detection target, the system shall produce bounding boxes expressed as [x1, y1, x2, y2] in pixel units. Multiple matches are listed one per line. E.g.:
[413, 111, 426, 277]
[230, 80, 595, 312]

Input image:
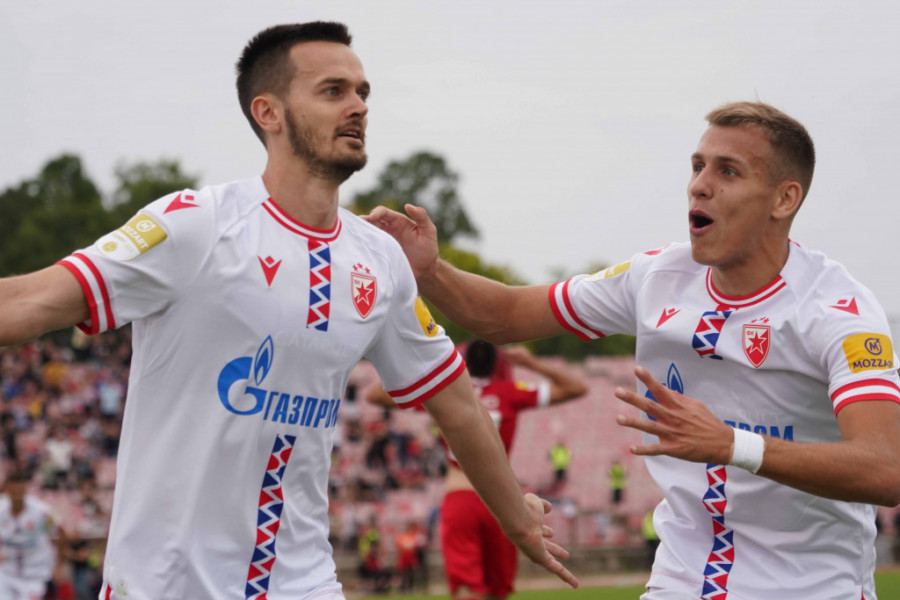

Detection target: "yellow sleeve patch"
[415, 296, 439, 338]
[586, 260, 631, 282]
[95, 213, 167, 261]
[842, 333, 895, 373]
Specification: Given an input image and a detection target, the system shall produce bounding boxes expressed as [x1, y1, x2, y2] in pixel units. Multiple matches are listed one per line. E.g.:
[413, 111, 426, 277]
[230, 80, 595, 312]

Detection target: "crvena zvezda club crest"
[351, 272, 377, 318]
[742, 323, 770, 368]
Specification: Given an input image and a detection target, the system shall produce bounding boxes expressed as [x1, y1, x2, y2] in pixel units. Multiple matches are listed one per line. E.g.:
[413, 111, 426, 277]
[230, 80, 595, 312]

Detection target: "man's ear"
[251, 93, 283, 138]
[772, 180, 803, 221]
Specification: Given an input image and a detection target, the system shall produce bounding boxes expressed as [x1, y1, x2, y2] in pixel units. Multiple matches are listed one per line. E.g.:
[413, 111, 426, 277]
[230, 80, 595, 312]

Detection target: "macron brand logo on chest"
[656, 307, 680, 328]
[258, 256, 283, 287]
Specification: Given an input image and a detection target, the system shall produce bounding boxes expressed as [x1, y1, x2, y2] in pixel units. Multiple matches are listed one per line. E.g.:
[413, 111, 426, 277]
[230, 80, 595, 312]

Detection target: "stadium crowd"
[3, 327, 900, 598]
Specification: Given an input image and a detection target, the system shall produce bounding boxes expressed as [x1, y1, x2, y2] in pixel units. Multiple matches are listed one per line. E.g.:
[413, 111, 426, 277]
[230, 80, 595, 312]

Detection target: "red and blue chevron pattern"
[244, 434, 297, 600]
[307, 240, 331, 331]
[701, 463, 733, 599]
[692, 309, 733, 360]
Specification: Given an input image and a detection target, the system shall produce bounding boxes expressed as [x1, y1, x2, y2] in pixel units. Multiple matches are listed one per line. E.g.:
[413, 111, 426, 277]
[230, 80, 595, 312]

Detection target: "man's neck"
[261, 161, 342, 230]
[710, 239, 790, 298]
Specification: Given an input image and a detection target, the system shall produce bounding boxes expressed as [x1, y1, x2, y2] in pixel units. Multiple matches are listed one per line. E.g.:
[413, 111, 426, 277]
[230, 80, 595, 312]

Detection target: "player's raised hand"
[614, 365, 734, 465]
[502, 345, 537, 367]
[510, 492, 579, 589]
[363, 204, 439, 280]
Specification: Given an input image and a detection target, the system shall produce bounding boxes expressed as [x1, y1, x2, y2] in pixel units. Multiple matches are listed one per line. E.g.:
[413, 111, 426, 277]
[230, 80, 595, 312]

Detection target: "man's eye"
[692, 163, 704, 173]
[325, 87, 340, 97]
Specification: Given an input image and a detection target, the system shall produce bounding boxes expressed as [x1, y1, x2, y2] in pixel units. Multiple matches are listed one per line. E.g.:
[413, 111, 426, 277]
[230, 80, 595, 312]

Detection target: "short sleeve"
[364, 248, 464, 408]
[549, 254, 645, 340]
[815, 285, 900, 414]
[56, 190, 215, 334]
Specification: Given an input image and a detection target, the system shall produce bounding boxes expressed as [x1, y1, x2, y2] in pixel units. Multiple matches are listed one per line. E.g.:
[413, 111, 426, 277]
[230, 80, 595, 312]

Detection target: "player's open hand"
[363, 204, 440, 280]
[614, 365, 734, 465]
[511, 492, 579, 589]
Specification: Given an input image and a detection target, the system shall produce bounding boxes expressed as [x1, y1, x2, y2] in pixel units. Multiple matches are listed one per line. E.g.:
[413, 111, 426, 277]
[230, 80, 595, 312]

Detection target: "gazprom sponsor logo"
[724, 420, 794, 441]
[842, 333, 894, 373]
[217, 336, 340, 428]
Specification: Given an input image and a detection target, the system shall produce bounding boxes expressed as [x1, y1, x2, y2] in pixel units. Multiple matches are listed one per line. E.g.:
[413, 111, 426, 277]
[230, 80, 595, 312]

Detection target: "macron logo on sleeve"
[164, 193, 199, 214]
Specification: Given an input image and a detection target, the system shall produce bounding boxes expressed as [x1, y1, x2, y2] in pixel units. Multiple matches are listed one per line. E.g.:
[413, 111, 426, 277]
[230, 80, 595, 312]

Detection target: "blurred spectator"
[42, 425, 74, 490]
[609, 459, 627, 508]
[549, 440, 572, 492]
[0, 468, 68, 599]
[393, 522, 420, 593]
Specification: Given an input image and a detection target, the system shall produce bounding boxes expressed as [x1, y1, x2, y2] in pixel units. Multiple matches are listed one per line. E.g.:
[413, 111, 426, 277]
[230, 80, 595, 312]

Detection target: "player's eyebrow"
[319, 77, 371, 94]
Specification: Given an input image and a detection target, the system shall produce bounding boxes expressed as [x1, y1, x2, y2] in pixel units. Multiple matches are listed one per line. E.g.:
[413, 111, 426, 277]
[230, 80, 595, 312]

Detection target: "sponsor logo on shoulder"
[95, 213, 167, 261]
[586, 260, 631, 281]
[415, 296, 439, 337]
[842, 332, 894, 372]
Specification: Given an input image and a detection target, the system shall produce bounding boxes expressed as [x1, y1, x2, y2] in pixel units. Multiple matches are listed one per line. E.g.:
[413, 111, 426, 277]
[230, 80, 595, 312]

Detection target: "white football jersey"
[551, 241, 900, 600]
[0, 495, 59, 581]
[58, 176, 463, 600]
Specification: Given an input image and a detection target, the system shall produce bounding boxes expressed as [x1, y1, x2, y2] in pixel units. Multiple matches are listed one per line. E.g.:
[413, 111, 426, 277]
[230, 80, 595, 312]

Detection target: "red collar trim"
[705, 269, 786, 308]
[262, 198, 341, 241]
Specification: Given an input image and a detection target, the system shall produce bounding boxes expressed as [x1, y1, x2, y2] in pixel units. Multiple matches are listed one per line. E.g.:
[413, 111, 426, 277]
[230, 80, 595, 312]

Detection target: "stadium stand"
[2, 331, 899, 598]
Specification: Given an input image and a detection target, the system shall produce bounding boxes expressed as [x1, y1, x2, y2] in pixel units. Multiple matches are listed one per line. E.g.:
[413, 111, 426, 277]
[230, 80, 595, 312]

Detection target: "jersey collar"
[262, 197, 342, 242]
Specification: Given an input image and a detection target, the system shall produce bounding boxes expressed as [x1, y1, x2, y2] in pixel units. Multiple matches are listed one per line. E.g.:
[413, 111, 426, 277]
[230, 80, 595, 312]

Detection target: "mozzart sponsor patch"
[842, 333, 894, 373]
[586, 260, 631, 281]
[95, 213, 167, 261]
[415, 296, 439, 337]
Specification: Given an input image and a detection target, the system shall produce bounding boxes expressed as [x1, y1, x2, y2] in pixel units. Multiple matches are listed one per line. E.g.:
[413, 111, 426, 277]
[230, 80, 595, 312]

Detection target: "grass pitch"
[359, 569, 900, 599]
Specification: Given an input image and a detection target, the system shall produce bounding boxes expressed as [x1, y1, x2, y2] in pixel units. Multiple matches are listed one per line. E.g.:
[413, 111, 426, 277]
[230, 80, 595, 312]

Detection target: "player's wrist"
[729, 428, 766, 473]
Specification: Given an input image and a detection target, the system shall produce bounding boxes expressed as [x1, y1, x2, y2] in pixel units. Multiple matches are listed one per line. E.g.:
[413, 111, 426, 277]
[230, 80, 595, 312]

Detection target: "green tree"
[0, 155, 200, 278]
[348, 151, 478, 243]
[109, 159, 199, 223]
[0, 155, 110, 276]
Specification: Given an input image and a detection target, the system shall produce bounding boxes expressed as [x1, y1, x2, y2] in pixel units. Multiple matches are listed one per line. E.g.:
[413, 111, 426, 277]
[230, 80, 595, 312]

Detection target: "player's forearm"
[0, 276, 49, 346]
[758, 436, 900, 506]
[0, 267, 88, 346]
[424, 376, 534, 539]
[416, 259, 515, 343]
[418, 260, 557, 344]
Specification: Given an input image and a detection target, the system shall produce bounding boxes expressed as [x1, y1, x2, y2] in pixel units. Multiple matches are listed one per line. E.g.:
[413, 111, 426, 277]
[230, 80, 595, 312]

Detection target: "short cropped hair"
[465, 340, 498, 378]
[236, 22, 352, 145]
[705, 101, 816, 201]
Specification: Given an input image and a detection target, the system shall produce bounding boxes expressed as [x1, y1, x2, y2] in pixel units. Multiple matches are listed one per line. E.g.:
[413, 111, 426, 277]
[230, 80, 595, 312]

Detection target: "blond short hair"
[706, 102, 815, 200]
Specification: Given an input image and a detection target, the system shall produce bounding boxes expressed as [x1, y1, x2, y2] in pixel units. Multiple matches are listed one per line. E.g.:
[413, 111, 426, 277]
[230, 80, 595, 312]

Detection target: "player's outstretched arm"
[504, 346, 588, 404]
[614, 365, 900, 506]
[0, 266, 89, 347]
[365, 204, 565, 344]
[423, 372, 578, 588]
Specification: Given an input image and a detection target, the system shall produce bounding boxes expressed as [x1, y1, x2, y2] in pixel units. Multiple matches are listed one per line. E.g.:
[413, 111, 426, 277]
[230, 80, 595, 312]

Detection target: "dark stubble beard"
[285, 107, 367, 184]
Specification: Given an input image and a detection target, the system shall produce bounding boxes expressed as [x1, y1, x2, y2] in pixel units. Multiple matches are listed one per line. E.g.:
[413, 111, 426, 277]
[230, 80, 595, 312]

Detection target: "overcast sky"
[3, 1, 899, 318]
